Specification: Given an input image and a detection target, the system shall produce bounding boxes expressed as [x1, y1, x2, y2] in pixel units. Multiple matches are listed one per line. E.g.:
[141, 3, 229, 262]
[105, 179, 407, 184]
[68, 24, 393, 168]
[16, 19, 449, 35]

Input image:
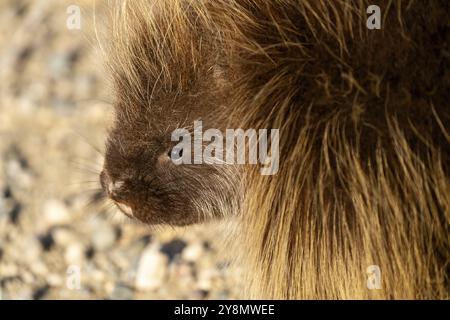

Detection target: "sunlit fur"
[104, 0, 449, 299]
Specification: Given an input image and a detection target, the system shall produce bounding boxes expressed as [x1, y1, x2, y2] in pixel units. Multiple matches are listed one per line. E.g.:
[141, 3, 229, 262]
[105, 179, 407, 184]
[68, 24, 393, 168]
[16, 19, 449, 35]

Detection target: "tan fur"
[104, 0, 450, 299]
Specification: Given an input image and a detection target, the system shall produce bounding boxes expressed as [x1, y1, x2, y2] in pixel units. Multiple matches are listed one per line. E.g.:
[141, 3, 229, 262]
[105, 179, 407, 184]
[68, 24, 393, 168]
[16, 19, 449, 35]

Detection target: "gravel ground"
[0, 0, 242, 300]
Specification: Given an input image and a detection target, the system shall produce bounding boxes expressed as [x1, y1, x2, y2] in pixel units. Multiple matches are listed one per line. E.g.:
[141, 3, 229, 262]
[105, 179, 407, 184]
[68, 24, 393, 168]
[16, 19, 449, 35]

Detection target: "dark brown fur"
[101, 0, 450, 298]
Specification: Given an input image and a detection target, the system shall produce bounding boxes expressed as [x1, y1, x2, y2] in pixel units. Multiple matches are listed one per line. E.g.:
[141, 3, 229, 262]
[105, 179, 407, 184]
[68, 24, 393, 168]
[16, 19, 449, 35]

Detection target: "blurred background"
[0, 0, 241, 299]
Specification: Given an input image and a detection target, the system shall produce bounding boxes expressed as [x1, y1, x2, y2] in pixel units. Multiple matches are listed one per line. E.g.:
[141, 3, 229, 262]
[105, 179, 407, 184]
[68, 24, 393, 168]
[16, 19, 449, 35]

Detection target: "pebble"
[182, 242, 204, 262]
[30, 261, 48, 277]
[33, 285, 50, 300]
[172, 262, 195, 288]
[8, 203, 22, 224]
[197, 268, 220, 291]
[110, 249, 133, 271]
[111, 283, 134, 300]
[0, 263, 19, 278]
[42, 199, 70, 228]
[48, 52, 71, 78]
[192, 289, 209, 299]
[64, 243, 85, 265]
[135, 244, 168, 291]
[83, 267, 108, 293]
[52, 228, 76, 247]
[46, 274, 63, 287]
[90, 220, 116, 251]
[160, 238, 187, 262]
[20, 236, 41, 263]
[38, 231, 54, 251]
[6, 158, 33, 189]
[21, 270, 35, 284]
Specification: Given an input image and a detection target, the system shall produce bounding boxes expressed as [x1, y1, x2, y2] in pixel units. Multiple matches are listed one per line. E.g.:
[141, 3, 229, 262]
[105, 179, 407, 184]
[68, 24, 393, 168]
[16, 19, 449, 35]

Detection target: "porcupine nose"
[100, 170, 125, 201]
[99, 170, 134, 217]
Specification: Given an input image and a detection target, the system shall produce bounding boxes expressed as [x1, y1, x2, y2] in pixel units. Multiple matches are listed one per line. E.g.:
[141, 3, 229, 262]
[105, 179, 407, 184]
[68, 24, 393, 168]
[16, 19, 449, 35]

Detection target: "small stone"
[160, 238, 186, 262]
[30, 261, 48, 276]
[135, 244, 168, 291]
[47, 274, 63, 287]
[84, 267, 106, 288]
[1, 188, 20, 223]
[111, 283, 134, 300]
[48, 52, 70, 77]
[2, 186, 12, 198]
[22, 270, 35, 284]
[21, 236, 42, 263]
[52, 228, 76, 247]
[182, 242, 204, 262]
[33, 285, 50, 300]
[85, 245, 95, 259]
[104, 281, 115, 295]
[38, 231, 54, 251]
[6, 158, 33, 189]
[42, 199, 70, 228]
[110, 249, 132, 271]
[64, 243, 84, 265]
[0, 263, 18, 278]
[91, 221, 116, 251]
[8, 203, 22, 224]
[172, 262, 195, 288]
[192, 289, 209, 299]
[197, 268, 220, 291]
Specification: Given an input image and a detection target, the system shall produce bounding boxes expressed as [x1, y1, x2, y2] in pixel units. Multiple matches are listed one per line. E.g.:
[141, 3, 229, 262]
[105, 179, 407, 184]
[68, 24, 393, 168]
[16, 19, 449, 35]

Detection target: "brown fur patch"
[103, 0, 450, 299]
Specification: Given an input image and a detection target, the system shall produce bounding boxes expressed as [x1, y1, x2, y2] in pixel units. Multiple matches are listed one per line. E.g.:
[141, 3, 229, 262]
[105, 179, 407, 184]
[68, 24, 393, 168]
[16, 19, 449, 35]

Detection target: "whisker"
[70, 161, 102, 175]
[69, 129, 105, 156]
[67, 180, 100, 186]
[76, 191, 106, 212]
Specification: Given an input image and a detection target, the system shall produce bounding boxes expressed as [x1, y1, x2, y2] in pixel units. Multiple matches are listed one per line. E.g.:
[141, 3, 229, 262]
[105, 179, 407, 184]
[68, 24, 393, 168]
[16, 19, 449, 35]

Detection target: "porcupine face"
[100, 109, 238, 227]
[99, 1, 240, 226]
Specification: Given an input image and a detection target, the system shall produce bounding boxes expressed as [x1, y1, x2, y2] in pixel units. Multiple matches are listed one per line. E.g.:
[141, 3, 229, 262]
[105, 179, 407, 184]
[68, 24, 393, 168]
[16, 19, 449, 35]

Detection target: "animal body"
[100, 0, 450, 299]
